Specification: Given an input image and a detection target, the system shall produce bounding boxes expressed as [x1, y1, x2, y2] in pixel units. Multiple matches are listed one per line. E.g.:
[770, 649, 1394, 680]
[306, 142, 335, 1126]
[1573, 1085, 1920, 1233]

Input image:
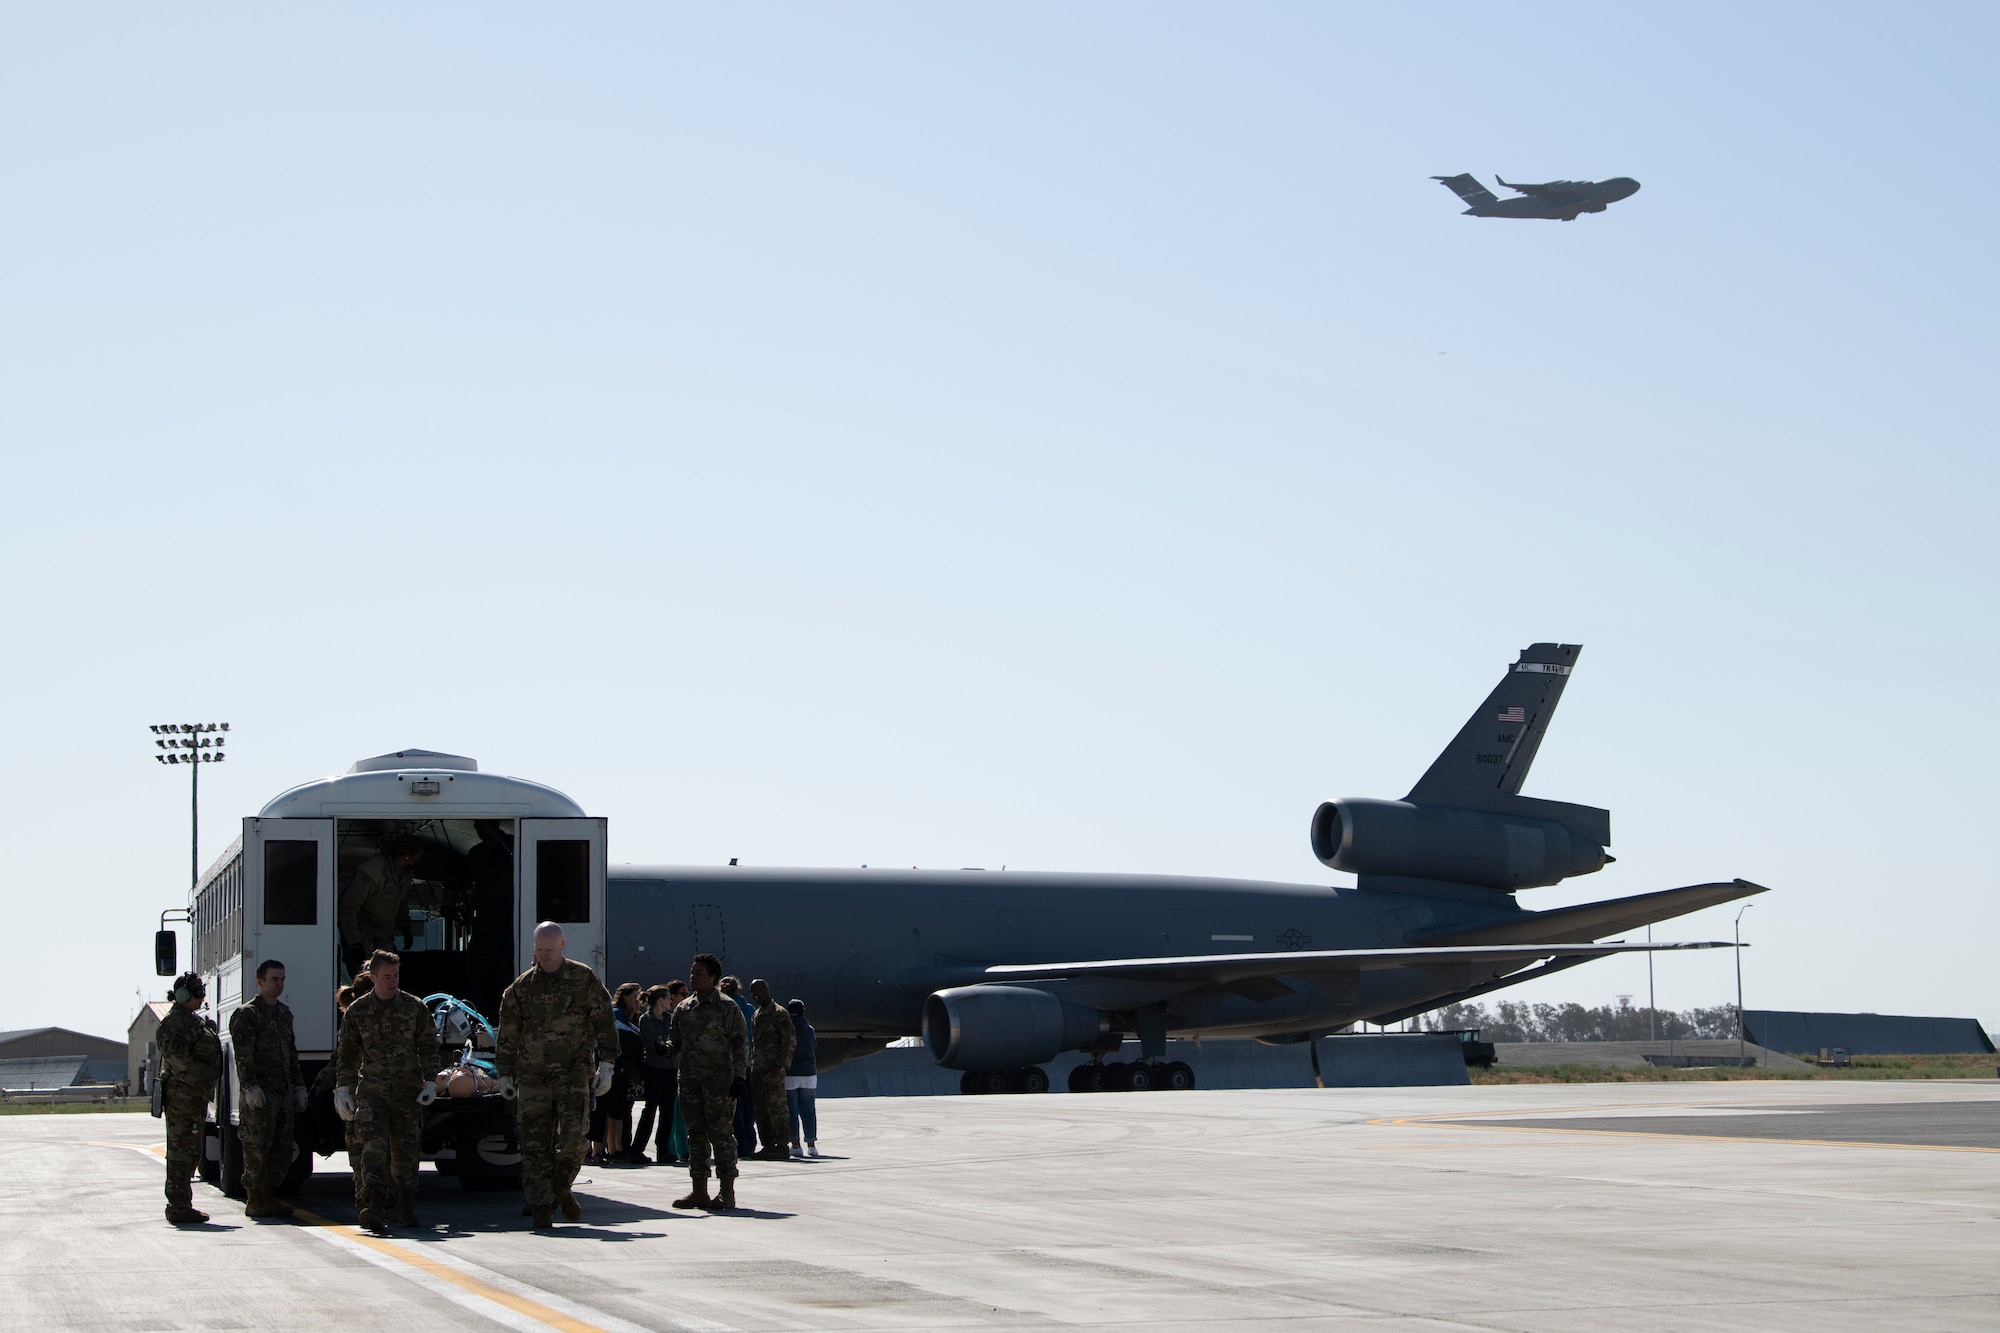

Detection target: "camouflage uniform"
[156, 1004, 222, 1215]
[660, 988, 747, 1183]
[339, 854, 414, 962]
[749, 1000, 796, 1156]
[334, 989, 435, 1217]
[229, 998, 304, 1196]
[495, 960, 617, 1211]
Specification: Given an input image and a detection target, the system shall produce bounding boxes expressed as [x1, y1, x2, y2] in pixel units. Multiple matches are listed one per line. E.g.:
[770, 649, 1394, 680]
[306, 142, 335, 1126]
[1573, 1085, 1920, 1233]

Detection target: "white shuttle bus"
[156, 749, 606, 1195]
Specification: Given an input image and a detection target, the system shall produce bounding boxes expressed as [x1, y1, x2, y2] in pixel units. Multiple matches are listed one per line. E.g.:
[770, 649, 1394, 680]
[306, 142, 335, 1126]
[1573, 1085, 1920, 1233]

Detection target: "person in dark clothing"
[632, 984, 680, 1165]
[785, 998, 820, 1157]
[590, 982, 645, 1165]
[457, 820, 515, 1018]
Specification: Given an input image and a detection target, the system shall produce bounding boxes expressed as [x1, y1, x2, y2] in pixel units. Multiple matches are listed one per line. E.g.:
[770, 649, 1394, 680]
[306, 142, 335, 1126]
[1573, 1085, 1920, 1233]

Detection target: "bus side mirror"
[155, 930, 177, 977]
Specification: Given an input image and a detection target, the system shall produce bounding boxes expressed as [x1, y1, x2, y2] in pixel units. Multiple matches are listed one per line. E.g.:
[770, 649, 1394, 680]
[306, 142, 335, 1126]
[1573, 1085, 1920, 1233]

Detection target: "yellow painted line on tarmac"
[1366, 1113, 2000, 1155]
[292, 1208, 610, 1333]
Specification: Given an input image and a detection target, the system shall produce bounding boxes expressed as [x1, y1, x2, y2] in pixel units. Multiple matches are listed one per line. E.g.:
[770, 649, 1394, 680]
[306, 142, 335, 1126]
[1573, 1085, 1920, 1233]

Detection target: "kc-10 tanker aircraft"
[612, 643, 1762, 1089]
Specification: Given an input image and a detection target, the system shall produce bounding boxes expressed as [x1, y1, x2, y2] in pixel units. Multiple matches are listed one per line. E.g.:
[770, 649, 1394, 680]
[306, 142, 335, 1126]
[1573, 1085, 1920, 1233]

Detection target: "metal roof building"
[0, 1056, 90, 1092]
[0, 1027, 128, 1086]
[1743, 1010, 1995, 1056]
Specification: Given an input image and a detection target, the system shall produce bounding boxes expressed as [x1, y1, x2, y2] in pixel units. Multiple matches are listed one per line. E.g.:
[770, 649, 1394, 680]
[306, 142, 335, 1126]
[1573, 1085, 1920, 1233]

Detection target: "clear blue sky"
[3, 5, 1994, 1042]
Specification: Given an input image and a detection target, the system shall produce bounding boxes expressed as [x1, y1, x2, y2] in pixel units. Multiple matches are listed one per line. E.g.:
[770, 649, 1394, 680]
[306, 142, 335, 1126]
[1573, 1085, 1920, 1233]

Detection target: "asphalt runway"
[4, 1080, 1998, 1331]
[1438, 1099, 2000, 1149]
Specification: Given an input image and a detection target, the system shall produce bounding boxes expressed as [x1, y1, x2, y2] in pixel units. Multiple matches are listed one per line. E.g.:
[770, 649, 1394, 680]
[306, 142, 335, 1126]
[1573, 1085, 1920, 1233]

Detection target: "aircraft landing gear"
[1067, 1059, 1196, 1092]
[960, 1067, 1049, 1095]
[1067, 1063, 1108, 1093]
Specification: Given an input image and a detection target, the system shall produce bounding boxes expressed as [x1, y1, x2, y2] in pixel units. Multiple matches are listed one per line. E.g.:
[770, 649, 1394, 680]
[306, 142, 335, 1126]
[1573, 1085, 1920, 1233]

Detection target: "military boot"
[165, 1205, 210, 1225]
[244, 1185, 293, 1219]
[710, 1178, 737, 1210]
[391, 1194, 421, 1228]
[672, 1181, 712, 1210]
[530, 1206, 555, 1229]
[357, 1205, 383, 1232]
[557, 1188, 582, 1223]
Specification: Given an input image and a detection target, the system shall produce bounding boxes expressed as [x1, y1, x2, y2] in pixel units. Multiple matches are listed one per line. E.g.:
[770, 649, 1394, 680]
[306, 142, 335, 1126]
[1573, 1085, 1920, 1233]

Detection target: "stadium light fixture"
[150, 721, 231, 897]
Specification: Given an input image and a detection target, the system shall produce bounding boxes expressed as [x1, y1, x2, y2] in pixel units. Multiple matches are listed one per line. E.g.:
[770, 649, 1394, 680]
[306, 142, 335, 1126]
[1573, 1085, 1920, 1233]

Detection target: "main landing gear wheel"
[1122, 1062, 1157, 1092]
[1067, 1064, 1108, 1094]
[1160, 1061, 1196, 1091]
[1008, 1067, 1050, 1094]
[960, 1070, 1012, 1095]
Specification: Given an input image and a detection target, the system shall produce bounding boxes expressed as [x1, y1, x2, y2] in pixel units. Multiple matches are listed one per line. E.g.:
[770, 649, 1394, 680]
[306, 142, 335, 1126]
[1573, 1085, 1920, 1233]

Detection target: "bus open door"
[516, 818, 608, 980]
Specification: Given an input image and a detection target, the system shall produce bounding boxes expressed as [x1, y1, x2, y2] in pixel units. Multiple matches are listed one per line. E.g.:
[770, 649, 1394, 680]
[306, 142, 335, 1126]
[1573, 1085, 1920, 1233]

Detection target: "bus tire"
[219, 1121, 245, 1198]
[198, 1120, 221, 1185]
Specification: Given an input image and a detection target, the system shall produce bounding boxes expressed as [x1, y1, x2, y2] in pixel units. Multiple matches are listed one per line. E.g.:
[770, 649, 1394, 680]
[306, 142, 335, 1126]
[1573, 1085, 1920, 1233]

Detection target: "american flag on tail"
[1496, 706, 1526, 724]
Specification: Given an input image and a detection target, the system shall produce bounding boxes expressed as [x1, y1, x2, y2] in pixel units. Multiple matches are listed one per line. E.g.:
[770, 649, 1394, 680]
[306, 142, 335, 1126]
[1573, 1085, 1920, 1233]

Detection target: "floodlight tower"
[152, 722, 230, 893]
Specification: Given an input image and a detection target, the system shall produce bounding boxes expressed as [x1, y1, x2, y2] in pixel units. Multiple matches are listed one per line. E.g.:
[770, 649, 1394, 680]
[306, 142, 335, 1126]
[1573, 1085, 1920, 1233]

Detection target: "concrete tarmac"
[4, 1080, 1998, 1331]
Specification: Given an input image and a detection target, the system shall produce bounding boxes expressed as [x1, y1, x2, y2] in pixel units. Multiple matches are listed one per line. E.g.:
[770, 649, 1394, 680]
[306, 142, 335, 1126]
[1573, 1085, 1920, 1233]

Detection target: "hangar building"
[1744, 1010, 1995, 1056]
[0, 1027, 128, 1090]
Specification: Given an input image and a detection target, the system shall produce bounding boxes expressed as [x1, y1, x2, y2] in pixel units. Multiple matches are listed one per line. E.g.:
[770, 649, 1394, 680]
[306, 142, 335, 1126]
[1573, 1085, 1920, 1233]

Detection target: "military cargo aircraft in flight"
[611, 643, 1764, 1091]
[1433, 173, 1641, 221]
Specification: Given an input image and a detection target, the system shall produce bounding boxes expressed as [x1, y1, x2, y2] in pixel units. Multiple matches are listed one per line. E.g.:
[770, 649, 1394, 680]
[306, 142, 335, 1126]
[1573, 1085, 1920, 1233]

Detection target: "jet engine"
[1311, 797, 1607, 890]
[923, 985, 1108, 1072]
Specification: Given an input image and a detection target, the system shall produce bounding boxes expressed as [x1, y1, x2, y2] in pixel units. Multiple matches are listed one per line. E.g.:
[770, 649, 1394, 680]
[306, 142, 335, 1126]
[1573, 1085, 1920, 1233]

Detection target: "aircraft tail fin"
[1432, 173, 1498, 207]
[1405, 642, 1588, 814]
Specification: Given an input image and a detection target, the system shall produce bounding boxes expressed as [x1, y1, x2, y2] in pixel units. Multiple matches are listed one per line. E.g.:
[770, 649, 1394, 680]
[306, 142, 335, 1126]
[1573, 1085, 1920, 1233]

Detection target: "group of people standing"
[152, 925, 822, 1230]
[593, 971, 821, 1172]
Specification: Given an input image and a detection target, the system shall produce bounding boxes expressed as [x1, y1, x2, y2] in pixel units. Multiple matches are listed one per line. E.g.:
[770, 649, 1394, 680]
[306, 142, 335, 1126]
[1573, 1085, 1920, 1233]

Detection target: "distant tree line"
[1418, 998, 1740, 1043]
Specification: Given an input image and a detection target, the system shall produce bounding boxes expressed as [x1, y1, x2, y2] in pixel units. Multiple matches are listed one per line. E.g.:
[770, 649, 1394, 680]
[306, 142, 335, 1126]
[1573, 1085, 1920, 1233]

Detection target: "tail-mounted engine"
[1311, 797, 1608, 891]
[1312, 641, 1615, 894]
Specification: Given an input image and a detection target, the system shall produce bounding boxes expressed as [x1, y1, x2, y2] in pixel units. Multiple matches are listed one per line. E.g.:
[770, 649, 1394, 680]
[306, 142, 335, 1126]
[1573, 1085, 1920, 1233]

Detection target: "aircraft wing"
[1411, 879, 1769, 947]
[979, 939, 1730, 989]
[1495, 176, 1588, 197]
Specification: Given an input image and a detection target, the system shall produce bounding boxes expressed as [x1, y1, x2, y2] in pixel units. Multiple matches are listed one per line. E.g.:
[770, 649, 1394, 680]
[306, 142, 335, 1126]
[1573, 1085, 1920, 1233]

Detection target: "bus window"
[536, 840, 591, 923]
[263, 841, 318, 925]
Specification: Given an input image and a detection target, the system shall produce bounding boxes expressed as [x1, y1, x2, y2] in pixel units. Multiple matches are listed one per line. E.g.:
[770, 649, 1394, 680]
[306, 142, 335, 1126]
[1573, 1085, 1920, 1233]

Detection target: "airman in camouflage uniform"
[316, 971, 373, 1210]
[229, 959, 307, 1218]
[495, 922, 618, 1229]
[158, 973, 222, 1225]
[334, 951, 437, 1230]
[747, 978, 796, 1161]
[659, 953, 748, 1209]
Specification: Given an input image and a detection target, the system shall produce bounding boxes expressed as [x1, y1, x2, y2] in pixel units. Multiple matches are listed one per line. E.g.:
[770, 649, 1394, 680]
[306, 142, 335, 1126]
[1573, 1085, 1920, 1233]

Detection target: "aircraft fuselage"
[1462, 177, 1641, 221]
[610, 864, 1527, 1045]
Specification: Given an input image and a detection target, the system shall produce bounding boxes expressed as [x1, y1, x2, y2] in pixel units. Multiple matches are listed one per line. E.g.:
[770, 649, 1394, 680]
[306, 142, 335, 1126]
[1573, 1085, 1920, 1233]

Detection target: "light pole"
[1735, 902, 1755, 1064]
[1646, 923, 1656, 1043]
[152, 723, 229, 895]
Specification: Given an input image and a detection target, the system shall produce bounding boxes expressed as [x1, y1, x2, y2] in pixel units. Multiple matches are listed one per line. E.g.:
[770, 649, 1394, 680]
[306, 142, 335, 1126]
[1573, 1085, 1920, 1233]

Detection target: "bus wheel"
[198, 1121, 222, 1185]
[219, 1122, 246, 1198]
